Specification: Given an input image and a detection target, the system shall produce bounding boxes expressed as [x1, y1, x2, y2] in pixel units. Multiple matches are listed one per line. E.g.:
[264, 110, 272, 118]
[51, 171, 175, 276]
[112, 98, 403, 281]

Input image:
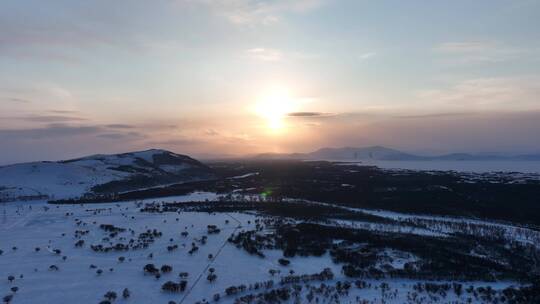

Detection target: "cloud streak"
[359, 52, 376, 60]
[246, 48, 283, 61]
[434, 41, 534, 64]
[14, 115, 87, 123]
[395, 112, 475, 119]
[287, 111, 333, 117]
[417, 77, 540, 110]
[4, 97, 30, 103]
[105, 124, 135, 129]
[146, 138, 202, 146]
[0, 123, 145, 141]
[435, 41, 496, 53]
[97, 131, 144, 140]
[199, 0, 326, 25]
[0, 124, 101, 139]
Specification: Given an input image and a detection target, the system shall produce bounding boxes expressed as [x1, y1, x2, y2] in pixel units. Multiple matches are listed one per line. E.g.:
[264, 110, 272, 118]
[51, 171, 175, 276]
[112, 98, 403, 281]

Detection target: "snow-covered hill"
[0, 149, 214, 202]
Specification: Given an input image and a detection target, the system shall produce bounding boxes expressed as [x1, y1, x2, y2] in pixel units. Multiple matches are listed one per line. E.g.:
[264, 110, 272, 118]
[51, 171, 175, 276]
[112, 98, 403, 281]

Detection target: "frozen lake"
[349, 160, 540, 173]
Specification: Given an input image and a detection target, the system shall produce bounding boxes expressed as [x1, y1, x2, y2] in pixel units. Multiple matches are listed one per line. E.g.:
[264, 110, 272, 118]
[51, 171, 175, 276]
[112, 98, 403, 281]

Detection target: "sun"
[254, 89, 297, 133]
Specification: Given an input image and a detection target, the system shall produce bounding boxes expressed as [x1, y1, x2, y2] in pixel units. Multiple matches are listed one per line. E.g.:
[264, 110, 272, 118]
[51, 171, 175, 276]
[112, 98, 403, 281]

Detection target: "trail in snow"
[179, 213, 242, 303]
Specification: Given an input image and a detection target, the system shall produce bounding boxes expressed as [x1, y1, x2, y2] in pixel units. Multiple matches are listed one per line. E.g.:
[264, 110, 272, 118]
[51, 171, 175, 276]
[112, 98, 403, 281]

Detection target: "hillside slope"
[0, 149, 214, 202]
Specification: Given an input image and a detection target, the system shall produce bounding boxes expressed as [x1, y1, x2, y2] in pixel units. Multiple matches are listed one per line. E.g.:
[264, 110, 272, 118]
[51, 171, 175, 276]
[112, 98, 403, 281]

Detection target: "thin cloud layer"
[287, 112, 334, 118]
[417, 77, 540, 110]
[198, 0, 326, 25]
[246, 48, 283, 61]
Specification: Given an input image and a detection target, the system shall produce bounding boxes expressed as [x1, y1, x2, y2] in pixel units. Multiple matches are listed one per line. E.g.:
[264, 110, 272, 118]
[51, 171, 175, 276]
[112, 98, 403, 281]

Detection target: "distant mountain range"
[254, 146, 540, 161]
[0, 149, 214, 202]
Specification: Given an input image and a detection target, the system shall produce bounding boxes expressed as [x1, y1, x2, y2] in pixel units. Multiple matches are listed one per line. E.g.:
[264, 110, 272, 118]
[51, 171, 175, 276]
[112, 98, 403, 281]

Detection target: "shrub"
[162, 281, 182, 293]
[122, 288, 130, 299]
[161, 265, 173, 273]
[3, 295, 13, 304]
[143, 264, 159, 274]
[278, 258, 290, 266]
[104, 291, 117, 301]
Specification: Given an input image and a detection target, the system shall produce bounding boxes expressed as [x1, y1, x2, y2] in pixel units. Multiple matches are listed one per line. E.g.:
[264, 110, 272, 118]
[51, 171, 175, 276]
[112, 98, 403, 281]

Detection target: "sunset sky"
[1, 0, 540, 164]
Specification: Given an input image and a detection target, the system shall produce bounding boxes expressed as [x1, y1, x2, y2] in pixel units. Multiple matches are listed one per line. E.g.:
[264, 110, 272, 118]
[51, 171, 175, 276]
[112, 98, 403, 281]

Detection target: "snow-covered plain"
[0, 192, 528, 304]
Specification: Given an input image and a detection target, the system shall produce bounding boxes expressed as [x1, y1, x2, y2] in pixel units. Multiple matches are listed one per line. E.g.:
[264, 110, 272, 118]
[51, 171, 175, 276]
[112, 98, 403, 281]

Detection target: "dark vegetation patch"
[90, 168, 214, 194]
[240, 221, 539, 283]
[140, 199, 392, 223]
[49, 180, 217, 204]
[207, 160, 540, 227]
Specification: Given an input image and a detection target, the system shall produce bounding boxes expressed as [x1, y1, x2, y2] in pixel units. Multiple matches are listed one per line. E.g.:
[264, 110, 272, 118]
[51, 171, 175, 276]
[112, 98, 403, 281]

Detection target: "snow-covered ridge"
[0, 149, 213, 202]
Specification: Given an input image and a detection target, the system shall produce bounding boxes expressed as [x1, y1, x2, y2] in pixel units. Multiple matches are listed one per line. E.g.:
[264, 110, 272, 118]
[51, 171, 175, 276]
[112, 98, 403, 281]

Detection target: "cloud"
[4, 97, 30, 103]
[434, 41, 532, 64]
[358, 52, 376, 60]
[204, 129, 220, 136]
[50, 110, 78, 114]
[287, 112, 333, 117]
[0, 123, 146, 141]
[246, 48, 283, 61]
[147, 138, 202, 146]
[0, 124, 101, 140]
[0, 21, 115, 50]
[198, 0, 325, 25]
[105, 124, 135, 129]
[245, 48, 320, 62]
[395, 112, 474, 119]
[287, 111, 381, 122]
[435, 41, 496, 53]
[97, 131, 144, 140]
[417, 77, 540, 110]
[0, 2, 147, 62]
[13, 115, 86, 123]
[0, 84, 74, 104]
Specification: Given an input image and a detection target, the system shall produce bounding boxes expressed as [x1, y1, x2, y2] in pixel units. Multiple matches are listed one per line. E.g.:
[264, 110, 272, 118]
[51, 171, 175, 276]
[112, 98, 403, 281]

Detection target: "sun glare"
[254, 89, 297, 133]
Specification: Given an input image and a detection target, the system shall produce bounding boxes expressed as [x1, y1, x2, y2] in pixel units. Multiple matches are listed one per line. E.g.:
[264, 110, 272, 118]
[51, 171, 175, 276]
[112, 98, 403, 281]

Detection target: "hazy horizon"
[2, 0, 540, 164]
[3, 144, 540, 167]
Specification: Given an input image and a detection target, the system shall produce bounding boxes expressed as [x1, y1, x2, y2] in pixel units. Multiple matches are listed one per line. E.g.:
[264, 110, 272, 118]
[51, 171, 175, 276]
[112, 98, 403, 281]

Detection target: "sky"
[1, 0, 540, 164]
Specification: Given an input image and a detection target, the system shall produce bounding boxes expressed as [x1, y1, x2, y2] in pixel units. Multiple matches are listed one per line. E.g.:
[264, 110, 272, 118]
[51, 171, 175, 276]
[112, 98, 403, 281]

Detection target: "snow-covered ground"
[228, 172, 259, 180]
[0, 193, 528, 303]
